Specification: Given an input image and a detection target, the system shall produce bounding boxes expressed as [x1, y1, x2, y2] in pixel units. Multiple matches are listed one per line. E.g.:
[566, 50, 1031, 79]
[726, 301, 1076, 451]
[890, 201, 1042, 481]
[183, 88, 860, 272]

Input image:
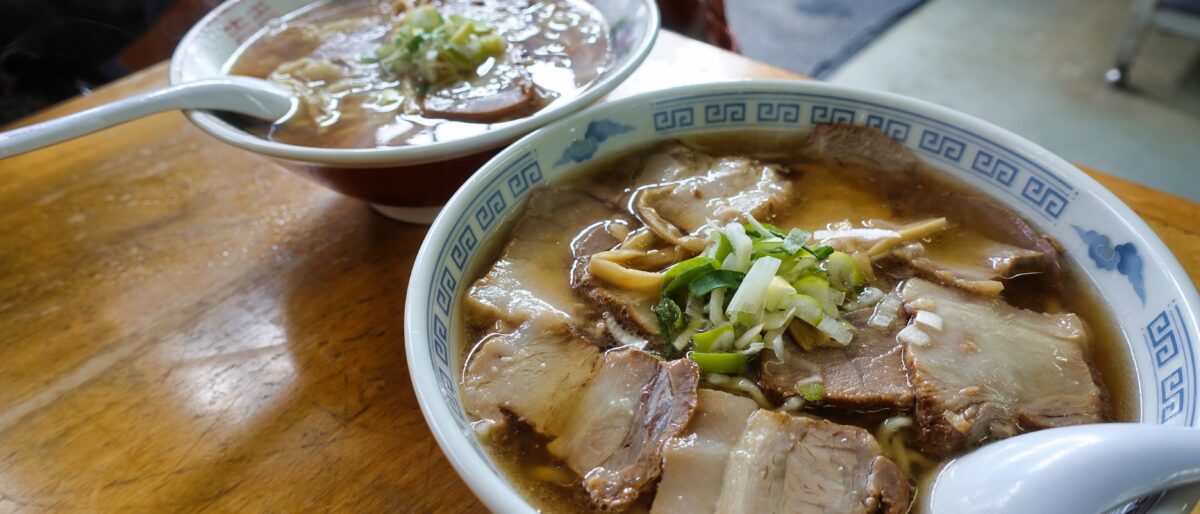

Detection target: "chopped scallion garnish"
[658, 216, 863, 372]
[799, 382, 825, 402]
[689, 351, 749, 374]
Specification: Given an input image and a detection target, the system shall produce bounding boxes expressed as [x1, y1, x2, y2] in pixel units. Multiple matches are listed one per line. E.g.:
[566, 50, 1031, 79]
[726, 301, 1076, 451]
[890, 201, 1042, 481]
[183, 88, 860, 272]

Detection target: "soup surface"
[227, 0, 610, 148]
[457, 126, 1132, 513]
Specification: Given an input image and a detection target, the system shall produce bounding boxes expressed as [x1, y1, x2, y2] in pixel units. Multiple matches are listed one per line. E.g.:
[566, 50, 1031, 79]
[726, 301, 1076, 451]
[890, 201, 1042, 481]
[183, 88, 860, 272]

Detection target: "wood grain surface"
[0, 30, 1196, 513]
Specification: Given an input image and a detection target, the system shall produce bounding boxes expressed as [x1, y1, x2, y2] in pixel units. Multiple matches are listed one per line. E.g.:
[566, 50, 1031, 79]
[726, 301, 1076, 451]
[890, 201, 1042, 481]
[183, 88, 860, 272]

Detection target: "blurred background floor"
[731, 0, 1200, 201]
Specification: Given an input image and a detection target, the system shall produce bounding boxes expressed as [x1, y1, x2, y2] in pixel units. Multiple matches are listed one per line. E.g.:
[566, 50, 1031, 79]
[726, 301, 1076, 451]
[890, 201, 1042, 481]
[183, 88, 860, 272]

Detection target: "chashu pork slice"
[462, 320, 699, 509]
[654, 392, 909, 514]
[898, 278, 1103, 457]
[942, 194, 1064, 283]
[465, 187, 627, 328]
[715, 410, 910, 514]
[884, 229, 1054, 297]
[800, 124, 917, 178]
[585, 142, 717, 205]
[550, 348, 699, 508]
[652, 389, 759, 514]
[461, 320, 602, 436]
[587, 141, 793, 234]
[761, 309, 913, 413]
[637, 154, 794, 235]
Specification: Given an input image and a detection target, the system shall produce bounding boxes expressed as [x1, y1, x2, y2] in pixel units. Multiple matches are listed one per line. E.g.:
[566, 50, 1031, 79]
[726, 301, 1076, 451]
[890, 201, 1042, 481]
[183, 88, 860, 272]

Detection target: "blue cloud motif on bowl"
[555, 119, 635, 166]
[1074, 225, 1145, 303]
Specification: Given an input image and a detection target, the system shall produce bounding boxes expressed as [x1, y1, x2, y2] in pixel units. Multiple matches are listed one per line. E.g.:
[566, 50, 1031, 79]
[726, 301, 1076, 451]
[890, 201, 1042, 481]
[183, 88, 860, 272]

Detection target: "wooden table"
[0, 31, 1196, 513]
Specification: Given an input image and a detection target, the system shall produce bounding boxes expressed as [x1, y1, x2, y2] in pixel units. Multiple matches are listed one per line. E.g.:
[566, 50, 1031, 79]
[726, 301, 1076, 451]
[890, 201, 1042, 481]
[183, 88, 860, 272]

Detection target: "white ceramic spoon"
[0, 76, 295, 159]
[923, 423, 1200, 513]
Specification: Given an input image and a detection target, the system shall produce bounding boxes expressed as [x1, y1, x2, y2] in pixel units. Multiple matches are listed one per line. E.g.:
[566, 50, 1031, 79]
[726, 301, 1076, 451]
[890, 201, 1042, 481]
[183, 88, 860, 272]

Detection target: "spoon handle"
[0, 78, 294, 159]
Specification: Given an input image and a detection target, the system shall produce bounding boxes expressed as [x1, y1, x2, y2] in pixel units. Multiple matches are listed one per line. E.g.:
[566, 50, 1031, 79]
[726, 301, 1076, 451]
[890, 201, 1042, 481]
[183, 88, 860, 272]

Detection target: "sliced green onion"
[689, 352, 749, 374]
[449, 20, 475, 44]
[752, 238, 784, 255]
[708, 287, 727, 325]
[779, 255, 818, 282]
[478, 35, 505, 56]
[407, 32, 429, 52]
[726, 256, 781, 325]
[734, 322, 764, 349]
[712, 231, 733, 263]
[793, 275, 838, 317]
[663, 256, 716, 283]
[762, 328, 785, 349]
[688, 269, 744, 297]
[744, 214, 770, 238]
[763, 309, 794, 331]
[799, 382, 825, 402]
[407, 6, 443, 30]
[693, 324, 734, 352]
[722, 223, 753, 272]
[783, 293, 824, 326]
[829, 288, 846, 306]
[782, 228, 812, 255]
[662, 257, 717, 296]
[378, 7, 506, 88]
[824, 251, 865, 292]
[844, 286, 885, 312]
[762, 223, 787, 238]
[764, 276, 797, 311]
[816, 316, 854, 345]
[673, 319, 704, 351]
[744, 214, 786, 238]
[444, 46, 472, 66]
[653, 297, 683, 346]
[738, 342, 766, 355]
[808, 245, 835, 260]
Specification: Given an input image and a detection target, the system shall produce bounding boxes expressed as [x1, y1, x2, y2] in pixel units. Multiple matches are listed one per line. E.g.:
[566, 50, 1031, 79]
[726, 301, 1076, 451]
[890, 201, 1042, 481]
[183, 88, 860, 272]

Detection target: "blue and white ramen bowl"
[404, 80, 1200, 512]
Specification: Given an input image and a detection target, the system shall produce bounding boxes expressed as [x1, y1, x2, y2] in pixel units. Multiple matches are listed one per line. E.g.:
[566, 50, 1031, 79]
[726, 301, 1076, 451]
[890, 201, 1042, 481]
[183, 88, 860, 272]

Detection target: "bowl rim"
[405, 79, 1200, 514]
[167, 0, 661, 167]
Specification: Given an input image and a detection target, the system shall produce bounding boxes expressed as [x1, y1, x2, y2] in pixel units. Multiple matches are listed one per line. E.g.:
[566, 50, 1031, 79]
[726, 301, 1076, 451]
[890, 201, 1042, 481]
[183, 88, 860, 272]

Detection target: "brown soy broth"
[488, 422, 655, 514]
[460, 130, 1136, 513]
[225, 0, 609, 148]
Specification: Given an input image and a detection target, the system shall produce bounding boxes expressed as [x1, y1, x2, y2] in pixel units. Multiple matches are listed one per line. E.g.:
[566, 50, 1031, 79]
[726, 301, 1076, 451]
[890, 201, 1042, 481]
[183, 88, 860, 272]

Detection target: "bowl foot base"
[370, 203, 442, 224]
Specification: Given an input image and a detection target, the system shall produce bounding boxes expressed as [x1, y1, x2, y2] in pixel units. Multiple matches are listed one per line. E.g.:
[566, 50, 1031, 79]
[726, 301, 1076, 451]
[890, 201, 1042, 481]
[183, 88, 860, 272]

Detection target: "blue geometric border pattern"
[1143, 302, 1197, 425]
[970, 149, 1020, 186]
[425, 149, 543, 428]
[1019, 176, 1070, 220]
[757, 101, 801, 124]
[648, 91, 1076, 222]
[865, 114, 911, 143]
[917, 128, 967, 162]
[652, 106, 696, 133]
[810, 105, 855, 125]
[703, 102, 747, 124]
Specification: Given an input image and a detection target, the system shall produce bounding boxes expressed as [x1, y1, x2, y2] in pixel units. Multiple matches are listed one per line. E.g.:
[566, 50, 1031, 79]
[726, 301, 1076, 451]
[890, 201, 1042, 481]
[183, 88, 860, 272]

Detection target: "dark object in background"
[1107, 0, 1200, 87]
[0, 0, 176, 124]
[657, 0, 738, 51]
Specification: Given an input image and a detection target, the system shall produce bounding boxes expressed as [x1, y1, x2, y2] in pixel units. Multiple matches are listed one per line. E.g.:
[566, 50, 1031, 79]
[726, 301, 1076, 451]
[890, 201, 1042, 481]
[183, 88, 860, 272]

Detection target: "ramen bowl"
[170, 0, 659, 223]
[405, 80, 1200, 512]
